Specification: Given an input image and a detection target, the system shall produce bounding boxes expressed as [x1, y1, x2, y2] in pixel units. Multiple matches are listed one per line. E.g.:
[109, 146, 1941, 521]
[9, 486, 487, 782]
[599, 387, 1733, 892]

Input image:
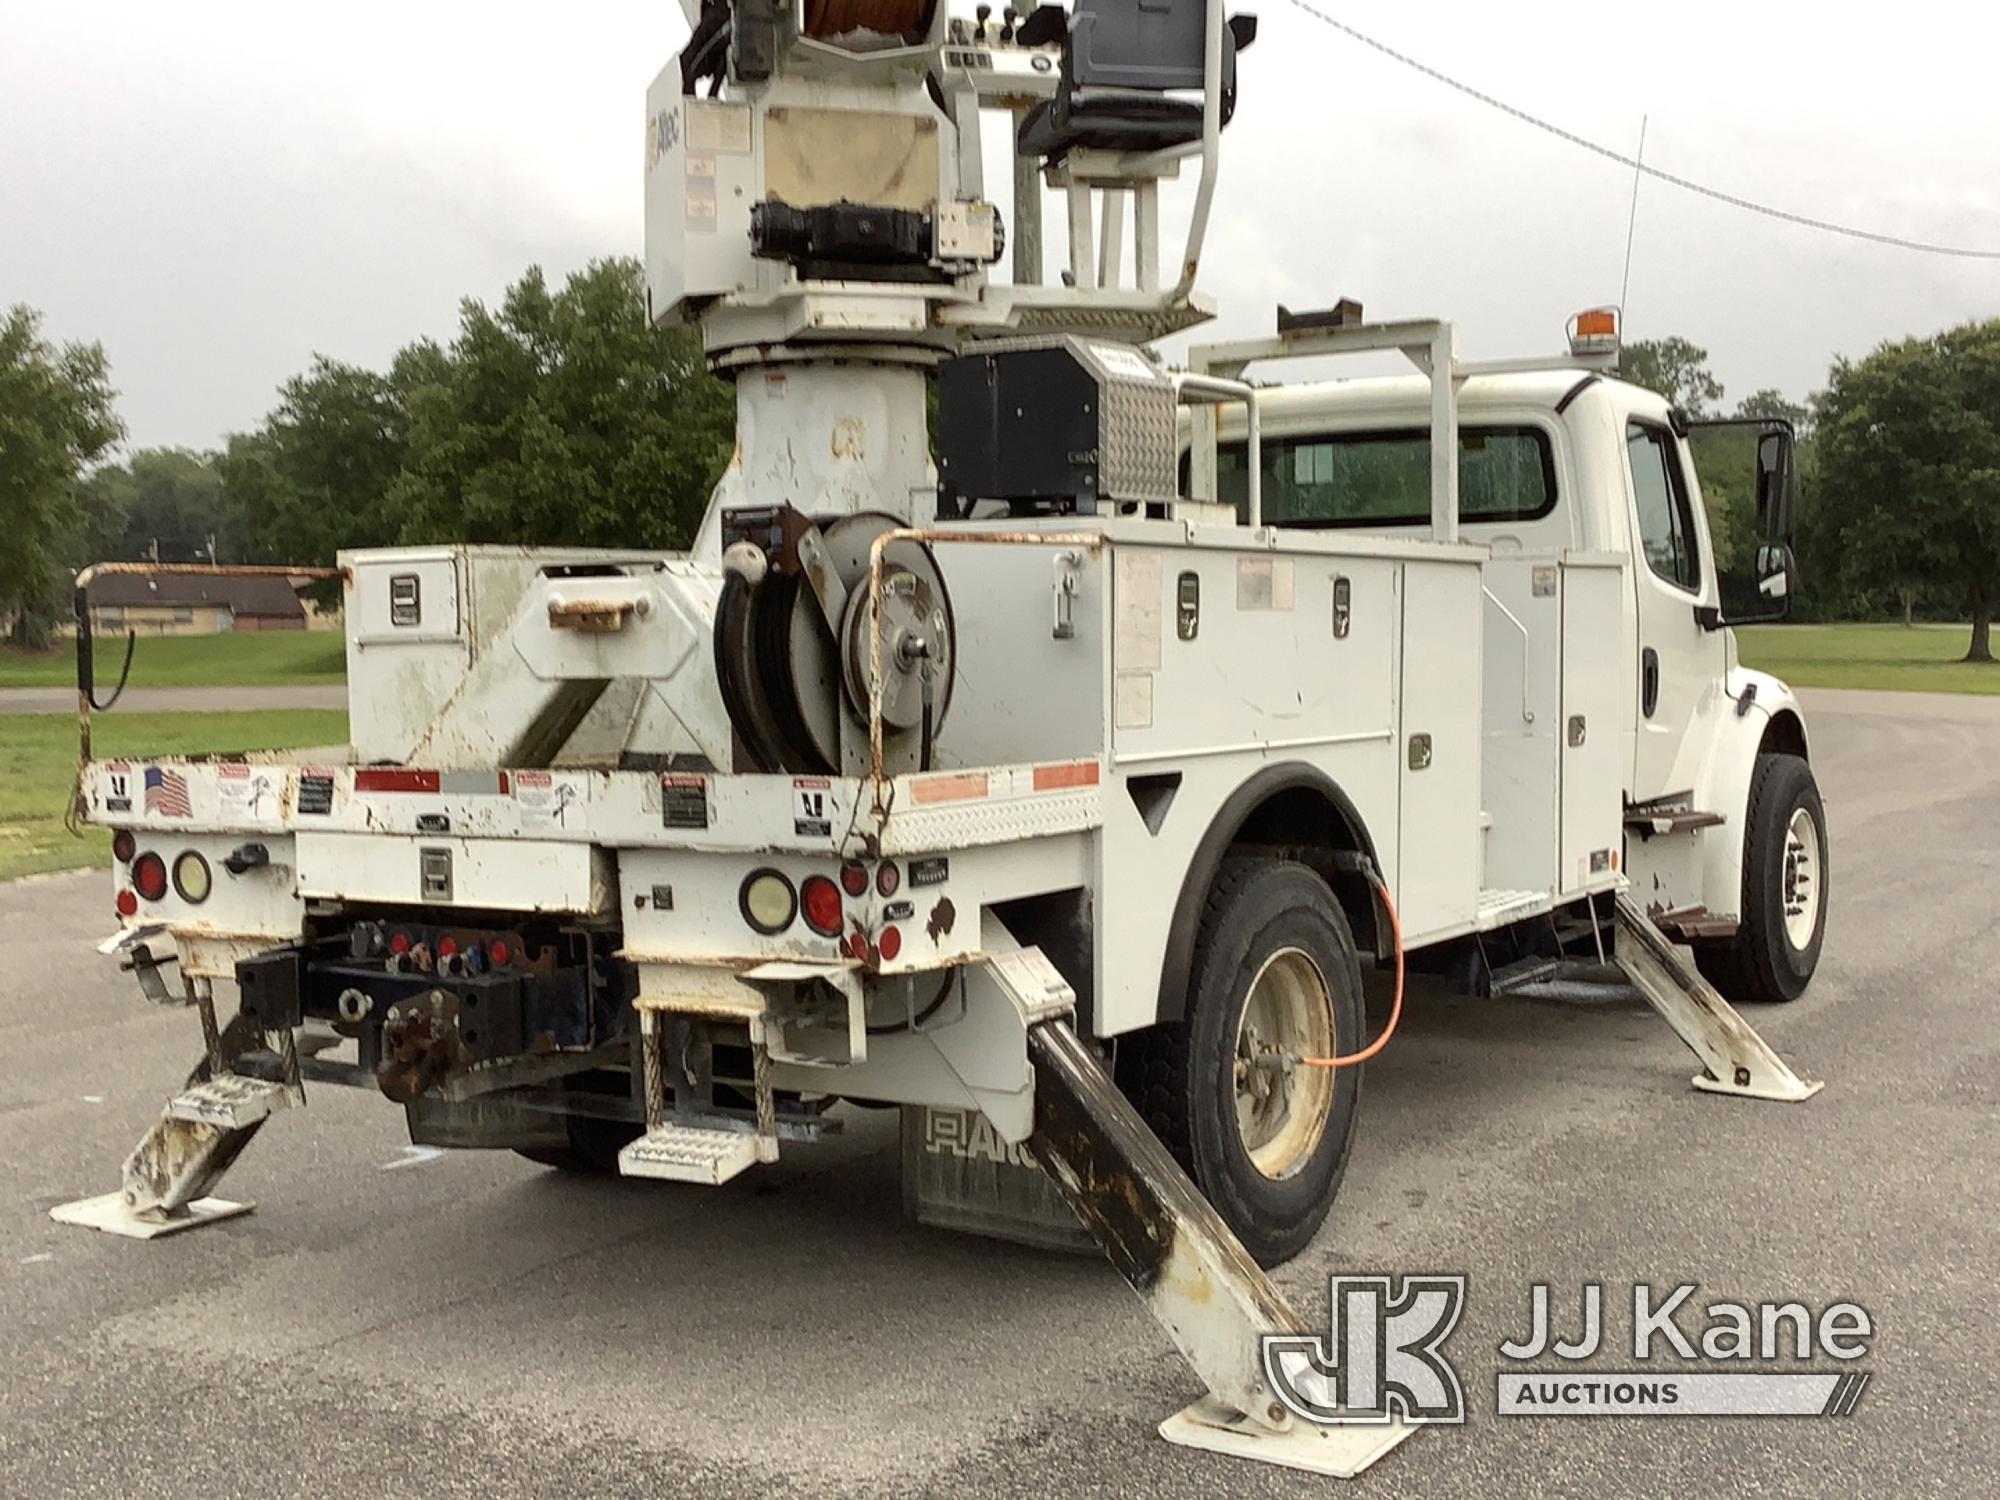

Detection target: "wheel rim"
[1781, 806, 1822, 950]
[1233, 947, 1337, 1180]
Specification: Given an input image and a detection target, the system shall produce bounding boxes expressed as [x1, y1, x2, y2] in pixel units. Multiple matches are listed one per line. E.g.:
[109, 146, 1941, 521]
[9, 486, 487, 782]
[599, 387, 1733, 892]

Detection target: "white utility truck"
[61, 0, 1827, 1476]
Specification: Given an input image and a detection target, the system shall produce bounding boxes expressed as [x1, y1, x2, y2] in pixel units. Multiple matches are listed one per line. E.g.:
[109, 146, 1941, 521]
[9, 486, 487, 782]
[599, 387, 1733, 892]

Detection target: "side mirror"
[1754, 542, 1797, 603]
[1754, 428, 1796, 544]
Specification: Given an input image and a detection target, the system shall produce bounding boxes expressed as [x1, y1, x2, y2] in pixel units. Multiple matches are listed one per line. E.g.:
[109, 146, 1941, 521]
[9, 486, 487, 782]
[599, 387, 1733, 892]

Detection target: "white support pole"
[1098, 188, 1126, 291]
[1134, 181, 1160, 291]
[1067, 180, 1097, 290]
[1170, 0, 1225, 298]
[1427, 321, 1459, 544]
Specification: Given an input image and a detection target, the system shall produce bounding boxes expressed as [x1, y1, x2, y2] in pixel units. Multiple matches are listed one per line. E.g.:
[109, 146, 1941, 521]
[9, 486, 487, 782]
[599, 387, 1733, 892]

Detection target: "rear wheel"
[1119, 858, 1364, 1267]
[1695, 752, 1828, 1003]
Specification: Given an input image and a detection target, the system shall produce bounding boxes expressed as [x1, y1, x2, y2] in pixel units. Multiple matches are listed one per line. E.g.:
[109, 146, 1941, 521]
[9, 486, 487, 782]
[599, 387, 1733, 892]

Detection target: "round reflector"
[839, 860, 869, 898]
[172, 851, 212, 904]
[131, 852, 169, 903]
[878, 926, 902, 962]
[112, 830, 136, 864]
[800, 875, 843, 938]
[876, 861, 901, 898]
[115, 889, 138, 918]
[848, 928, 874, 965]
[740, 869, 798, 935]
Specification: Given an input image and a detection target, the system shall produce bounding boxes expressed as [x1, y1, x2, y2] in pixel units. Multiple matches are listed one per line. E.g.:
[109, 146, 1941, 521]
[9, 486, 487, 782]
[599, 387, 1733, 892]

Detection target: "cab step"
[617, 1122, 777, 1185]
[167, 1072, 293, 1130]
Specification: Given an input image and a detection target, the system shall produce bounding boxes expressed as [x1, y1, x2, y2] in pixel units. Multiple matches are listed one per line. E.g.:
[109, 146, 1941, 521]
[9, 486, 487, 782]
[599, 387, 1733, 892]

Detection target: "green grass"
[1736, 622, 2000, 695]
[0, 631, 347, 689]
[0, 710, 348, 883]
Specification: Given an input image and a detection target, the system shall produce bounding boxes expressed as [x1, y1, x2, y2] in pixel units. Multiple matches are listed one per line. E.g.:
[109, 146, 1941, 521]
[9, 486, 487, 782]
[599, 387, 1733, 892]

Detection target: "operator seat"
[1015, 0, 1258, 161]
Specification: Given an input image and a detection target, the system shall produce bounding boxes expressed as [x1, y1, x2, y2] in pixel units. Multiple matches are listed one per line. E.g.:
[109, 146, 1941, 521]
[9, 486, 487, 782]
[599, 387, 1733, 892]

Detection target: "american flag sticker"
[144, 766, 192, 818]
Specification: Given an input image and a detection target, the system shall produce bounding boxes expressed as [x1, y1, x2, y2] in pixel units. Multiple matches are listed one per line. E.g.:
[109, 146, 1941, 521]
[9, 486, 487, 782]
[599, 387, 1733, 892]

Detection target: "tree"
[386, 259, 732, 550]
[217, 357, 408, 567]
[1620, 336, 1725, 418]
[80, 447, 230, 564]
[0, 306, 123, 645]
[1814, 319, 2000, 663]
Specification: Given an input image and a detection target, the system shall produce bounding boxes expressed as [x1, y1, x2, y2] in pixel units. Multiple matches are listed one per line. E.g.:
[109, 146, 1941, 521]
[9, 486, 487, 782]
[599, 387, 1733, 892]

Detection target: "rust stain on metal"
[925, 895, 956, 944]
[547, 597, 634, 633]
[377, 990, 464, 1103]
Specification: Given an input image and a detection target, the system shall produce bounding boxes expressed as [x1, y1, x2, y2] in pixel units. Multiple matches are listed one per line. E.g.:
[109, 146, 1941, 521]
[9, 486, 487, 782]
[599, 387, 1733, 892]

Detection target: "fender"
[1153, 762, 1380, 1025]
[1689, 667, 1810, 924]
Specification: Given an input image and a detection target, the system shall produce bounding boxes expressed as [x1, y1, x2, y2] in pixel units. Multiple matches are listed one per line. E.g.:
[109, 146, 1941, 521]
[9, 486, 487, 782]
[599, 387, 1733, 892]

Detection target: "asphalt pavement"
[1, 688, 1994, 1497]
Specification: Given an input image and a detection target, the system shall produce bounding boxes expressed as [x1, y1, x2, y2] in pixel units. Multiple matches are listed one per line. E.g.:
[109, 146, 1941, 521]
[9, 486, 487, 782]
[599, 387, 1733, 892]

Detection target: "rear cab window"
[1210, 426, 1557, 529]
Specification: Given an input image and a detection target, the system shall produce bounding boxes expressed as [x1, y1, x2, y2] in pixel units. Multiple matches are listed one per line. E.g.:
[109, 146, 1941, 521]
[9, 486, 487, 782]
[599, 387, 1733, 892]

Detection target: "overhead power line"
[1277, 0, 2000, 262]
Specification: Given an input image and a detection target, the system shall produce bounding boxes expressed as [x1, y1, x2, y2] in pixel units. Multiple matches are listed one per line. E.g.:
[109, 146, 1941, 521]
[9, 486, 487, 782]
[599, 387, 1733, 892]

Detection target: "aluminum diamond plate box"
[936, 336, 1178, 517]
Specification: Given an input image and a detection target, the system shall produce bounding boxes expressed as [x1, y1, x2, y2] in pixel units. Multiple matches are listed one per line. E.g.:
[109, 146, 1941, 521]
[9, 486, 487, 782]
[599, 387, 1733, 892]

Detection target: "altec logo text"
[1261, 1278, 1875, 1424]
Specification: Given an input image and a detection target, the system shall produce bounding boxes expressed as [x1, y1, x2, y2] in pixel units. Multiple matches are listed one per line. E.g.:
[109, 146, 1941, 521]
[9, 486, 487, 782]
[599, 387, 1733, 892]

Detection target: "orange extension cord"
[1297, 877, 1405, 1069]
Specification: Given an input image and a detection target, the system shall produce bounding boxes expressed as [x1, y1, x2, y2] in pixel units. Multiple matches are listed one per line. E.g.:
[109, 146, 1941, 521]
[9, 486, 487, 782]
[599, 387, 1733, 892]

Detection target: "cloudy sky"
[4, 0, 1996, 451]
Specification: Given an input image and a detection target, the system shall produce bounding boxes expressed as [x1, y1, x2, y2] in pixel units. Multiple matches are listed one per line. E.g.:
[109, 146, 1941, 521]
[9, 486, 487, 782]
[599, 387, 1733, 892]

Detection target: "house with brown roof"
[88, 571, 309, 636]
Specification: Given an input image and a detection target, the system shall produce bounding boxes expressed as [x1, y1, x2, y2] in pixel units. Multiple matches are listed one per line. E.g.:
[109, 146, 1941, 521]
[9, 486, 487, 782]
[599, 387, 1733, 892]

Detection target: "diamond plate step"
[617, 1123, 773, 1185]
[167, 1073, 292, 1130]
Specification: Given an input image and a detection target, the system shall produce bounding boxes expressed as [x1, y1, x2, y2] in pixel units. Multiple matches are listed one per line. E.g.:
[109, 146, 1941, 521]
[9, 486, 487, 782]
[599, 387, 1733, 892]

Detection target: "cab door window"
[1627, 422, 1700, 592]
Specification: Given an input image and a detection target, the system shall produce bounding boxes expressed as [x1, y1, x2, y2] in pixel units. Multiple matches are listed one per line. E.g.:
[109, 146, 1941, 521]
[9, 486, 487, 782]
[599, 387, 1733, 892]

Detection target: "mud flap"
[1025, 1020, 1416, 1477]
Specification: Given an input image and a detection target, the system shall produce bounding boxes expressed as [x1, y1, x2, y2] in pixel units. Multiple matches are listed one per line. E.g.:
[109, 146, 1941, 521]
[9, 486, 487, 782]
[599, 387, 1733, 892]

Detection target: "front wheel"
[1118, 858, 1364, 1267]
[1696, 752, 1828, 1003]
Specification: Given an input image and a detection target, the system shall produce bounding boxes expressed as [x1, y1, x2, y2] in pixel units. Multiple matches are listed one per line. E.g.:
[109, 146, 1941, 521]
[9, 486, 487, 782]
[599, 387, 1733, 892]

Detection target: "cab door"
[1624, 420, 1725, 800]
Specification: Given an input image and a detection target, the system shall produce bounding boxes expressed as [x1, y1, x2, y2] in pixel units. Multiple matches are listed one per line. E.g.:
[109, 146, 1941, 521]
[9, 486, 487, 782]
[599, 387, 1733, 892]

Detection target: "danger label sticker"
[793, 776, 833, 838]
[515, 770, 587, 832]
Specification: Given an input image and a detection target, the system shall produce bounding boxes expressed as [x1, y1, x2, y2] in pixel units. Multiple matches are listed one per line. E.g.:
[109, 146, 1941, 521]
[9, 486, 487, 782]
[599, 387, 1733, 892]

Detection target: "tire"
[1695, 752, 1828, 1003]
[1118, 857, 1365, 1267]
[514, 1110, 643, 1174]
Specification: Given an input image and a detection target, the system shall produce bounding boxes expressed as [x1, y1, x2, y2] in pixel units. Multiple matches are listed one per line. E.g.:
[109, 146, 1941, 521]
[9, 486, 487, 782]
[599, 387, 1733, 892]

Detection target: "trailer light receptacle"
[741, 869, 798, 935]
[172, 851, 212, 904]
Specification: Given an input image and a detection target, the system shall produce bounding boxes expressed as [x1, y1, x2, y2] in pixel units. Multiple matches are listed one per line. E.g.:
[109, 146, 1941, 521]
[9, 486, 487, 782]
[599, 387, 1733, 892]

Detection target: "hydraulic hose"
[1297, 874, 1405, 1070]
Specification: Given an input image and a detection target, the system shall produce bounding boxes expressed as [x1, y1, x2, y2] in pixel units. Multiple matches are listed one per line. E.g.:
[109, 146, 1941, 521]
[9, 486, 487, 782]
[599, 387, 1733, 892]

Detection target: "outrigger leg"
[51, 973, 300, 1239]
[1613, 892, 1822, 1102]
[1025, 1019, 1416, 1477]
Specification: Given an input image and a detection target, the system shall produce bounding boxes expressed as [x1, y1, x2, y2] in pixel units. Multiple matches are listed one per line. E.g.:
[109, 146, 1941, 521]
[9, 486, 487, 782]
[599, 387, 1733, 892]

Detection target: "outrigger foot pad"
[49, 1191, 253, 1240]
[1160, 1397, 1415, 1478]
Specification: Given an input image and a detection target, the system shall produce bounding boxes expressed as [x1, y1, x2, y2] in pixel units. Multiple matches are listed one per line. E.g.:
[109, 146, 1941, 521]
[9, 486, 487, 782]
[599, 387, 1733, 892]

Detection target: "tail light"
[839, 860, 870, 897]
[878, 926, 903, 962]
[876, 861, 901, 898]
[115, 889, 137, 918]
[131, 852, 169, 903]
[112, 830, 136, 864]
[800, 875, 843, 937]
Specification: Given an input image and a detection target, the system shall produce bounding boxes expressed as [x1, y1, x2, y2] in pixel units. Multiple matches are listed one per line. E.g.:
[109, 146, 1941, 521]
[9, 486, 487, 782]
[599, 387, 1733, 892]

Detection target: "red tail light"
[131, 852, 169, 902]
[115, 889, 137, 918]
[878, 926, 902, 962]
[800, 875, 843, 937]
[876, 861, 901, 897]
[112, 830, 136, 864]
[839, 860, 869, 897]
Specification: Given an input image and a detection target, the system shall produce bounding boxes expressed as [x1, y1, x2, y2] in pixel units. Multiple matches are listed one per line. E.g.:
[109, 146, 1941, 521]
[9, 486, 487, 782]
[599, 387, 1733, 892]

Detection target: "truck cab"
[1205, 351, 1822, 1002]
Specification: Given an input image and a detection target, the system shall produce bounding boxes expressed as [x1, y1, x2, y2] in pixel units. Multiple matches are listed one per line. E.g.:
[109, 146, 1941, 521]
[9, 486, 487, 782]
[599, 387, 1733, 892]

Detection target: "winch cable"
[1296, 873, 1404, 1070]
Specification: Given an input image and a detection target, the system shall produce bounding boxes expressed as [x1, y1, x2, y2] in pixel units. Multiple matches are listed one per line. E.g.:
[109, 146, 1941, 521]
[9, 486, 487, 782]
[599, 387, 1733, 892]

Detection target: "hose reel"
[714, 508, 956, 775]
